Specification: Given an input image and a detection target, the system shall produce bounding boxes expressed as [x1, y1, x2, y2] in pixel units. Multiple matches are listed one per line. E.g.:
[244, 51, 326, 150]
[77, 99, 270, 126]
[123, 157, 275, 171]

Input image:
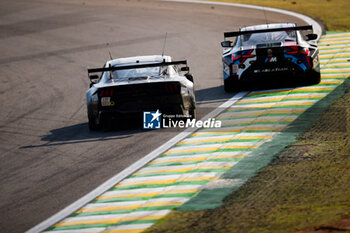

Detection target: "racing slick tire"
[189, 108, 196, 120]
[309, 71, 321, 85]
[88, 116, 100, 131]
[224, 76, 239, 92]
[305, 70, 321, 85]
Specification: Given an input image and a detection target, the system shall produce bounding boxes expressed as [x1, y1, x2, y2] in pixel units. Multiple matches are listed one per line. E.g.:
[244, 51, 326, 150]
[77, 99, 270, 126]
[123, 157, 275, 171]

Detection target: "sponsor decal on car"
[101, 97, 111, 106]
[254, 67, 289, 73]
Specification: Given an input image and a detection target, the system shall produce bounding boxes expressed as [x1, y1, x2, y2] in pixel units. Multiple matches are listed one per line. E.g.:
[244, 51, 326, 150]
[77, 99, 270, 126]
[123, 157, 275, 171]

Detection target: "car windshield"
[241, 30, 296, 46]
[111, 66, 164, 79]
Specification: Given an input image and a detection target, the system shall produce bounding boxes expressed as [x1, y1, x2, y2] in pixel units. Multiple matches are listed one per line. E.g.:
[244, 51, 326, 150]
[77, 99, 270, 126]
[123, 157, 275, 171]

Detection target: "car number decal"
[101, 97, 111, 106]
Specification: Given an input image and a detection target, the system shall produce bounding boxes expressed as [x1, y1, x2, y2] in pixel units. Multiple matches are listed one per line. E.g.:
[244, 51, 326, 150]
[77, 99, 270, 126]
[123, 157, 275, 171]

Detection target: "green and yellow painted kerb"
[43, 32, 350, 233]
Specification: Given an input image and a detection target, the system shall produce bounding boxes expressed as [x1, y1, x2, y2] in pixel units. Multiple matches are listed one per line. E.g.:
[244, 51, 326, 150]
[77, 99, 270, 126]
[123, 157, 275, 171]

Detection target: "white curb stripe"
[240, 93, 327, 102]
[61, 210, 171, 223]
[321, 73, 349, 77]
[43, 229, 103, 233]
[322, 63, 350, 67]
[230, 100, 318, 108]
[322, 33, 350, 38]
[83, 197, 189, 209]
[105, 223, 154, 230]
[319, 48, 350, 53]
[136, 162, 236, 173]
[168, 142, 259, 152]
[181, 135, 237, 142]
[319, 37, 350, 42]
[320, 52, 350, 58]
[321, 68, 350, 72]
[119, 172, 220, 184]
[151, 152, 248, 163]
[319, 45, 349, 49]
[101, 185, 203, 197]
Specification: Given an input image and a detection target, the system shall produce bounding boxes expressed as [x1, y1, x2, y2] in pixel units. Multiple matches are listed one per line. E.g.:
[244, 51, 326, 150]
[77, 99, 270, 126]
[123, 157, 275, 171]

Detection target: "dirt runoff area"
[146, 79, 350, 233]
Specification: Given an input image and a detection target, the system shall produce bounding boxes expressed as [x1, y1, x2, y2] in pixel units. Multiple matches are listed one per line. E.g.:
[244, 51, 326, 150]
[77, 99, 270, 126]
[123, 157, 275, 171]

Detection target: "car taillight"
[99, 88, 114, 97]
[286, 46, 309, 55]
[299, 47, 309, 55]
[164, 83, 179, 94]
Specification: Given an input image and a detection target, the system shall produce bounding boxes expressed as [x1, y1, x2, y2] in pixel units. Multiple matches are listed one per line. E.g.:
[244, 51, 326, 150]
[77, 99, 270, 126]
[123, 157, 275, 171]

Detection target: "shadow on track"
[20, 122, 143, 149]
[196, 79, 312, 104]
[222, 78, 318, 93]
[196, 86, 234, 104]
[235, 79, 309, 91]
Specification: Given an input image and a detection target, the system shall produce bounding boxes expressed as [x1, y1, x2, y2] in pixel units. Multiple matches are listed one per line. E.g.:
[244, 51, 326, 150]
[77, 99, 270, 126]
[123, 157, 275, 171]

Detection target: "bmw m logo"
[265, 57, 277, 62]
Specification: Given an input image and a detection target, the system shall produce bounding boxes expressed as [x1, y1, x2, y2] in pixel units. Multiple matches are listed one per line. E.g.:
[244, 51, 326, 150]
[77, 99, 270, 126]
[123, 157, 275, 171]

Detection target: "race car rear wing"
[224, 25, 313, 38]
[88, 60, 188, 74]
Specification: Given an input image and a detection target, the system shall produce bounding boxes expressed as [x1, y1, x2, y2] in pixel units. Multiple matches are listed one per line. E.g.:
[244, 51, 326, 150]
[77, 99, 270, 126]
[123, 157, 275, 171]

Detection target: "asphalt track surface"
[0, 0, 306, 232]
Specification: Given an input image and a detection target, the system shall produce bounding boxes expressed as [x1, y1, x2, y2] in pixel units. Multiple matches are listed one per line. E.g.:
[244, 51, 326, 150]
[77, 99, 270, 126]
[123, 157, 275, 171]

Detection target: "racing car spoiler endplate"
[224, 25, 313, 38]
[88, 60, 187, 74]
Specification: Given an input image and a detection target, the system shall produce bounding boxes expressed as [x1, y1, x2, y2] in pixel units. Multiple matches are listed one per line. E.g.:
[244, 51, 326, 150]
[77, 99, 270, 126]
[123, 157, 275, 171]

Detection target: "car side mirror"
[185, 73, 194, 83]
[221, 41, 233, 48]
[181, 66, 189, 72]
[89, 74, 99, 88]
[306, 33, 318, 41]
[89, 74, 99, 81]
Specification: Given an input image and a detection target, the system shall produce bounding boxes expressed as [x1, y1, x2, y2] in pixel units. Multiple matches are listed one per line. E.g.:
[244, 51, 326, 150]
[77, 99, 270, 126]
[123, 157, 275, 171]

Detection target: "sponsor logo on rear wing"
[224, 25, 313, 38]
[88, 60, 188, 74]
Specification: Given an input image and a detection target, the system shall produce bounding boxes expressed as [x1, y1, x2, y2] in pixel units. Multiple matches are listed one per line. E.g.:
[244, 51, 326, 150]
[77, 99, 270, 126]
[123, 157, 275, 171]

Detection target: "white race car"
[86, 55, 196, 130]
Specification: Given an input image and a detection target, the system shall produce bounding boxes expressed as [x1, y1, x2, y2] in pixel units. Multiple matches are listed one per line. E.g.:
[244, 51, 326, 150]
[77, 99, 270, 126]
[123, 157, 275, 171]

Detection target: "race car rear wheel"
[306, 70, 321, 85]
[224, 77, 239, 92]
[189, 108, 196, 120]
[309, 72, 321, 85]
[88, 116, 100, 131]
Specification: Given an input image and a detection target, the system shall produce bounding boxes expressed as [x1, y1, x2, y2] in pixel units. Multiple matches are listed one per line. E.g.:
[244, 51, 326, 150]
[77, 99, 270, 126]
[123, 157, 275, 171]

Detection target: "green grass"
[146, 81, 350, 232]
[205, 0, 350, 31]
